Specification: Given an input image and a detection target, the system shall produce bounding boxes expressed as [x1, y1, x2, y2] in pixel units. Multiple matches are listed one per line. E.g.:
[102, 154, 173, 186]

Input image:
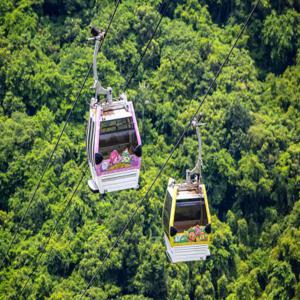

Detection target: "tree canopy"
[0, 0, 299, 299]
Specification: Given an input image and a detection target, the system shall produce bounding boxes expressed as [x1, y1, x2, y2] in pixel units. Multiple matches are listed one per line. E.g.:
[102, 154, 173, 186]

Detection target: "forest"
[0, 0, 299, 299]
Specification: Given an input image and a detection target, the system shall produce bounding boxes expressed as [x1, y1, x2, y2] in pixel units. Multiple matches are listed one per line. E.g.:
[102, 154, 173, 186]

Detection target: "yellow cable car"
[163, 117, 212, 263]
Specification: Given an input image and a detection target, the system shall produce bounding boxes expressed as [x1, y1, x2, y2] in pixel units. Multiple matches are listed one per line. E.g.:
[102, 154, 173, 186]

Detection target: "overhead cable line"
[0, 0, 122, 271]
[0, 68, 91, 271]
[78, 1, 261, 298]
[19, 168, 87, 297]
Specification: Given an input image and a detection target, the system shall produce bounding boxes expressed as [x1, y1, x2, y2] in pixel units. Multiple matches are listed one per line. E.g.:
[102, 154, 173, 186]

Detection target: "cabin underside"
[89, 168, 140, 194]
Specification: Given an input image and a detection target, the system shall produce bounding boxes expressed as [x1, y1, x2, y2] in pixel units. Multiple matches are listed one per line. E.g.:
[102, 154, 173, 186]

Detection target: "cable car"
[163, 118, 211, 263]
[86, 27, 142, 194]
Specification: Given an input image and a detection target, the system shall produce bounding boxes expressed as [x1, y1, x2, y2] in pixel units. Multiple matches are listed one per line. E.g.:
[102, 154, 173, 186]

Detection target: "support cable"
[20, 168, 87, 297]
[0, 0, 122, 270]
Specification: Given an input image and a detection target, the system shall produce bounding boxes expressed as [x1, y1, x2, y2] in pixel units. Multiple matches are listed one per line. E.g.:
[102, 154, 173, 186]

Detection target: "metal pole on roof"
[89, 27, 112, 104]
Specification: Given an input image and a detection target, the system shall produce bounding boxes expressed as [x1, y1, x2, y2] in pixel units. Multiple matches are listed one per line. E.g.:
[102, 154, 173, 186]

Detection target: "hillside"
[0, 0, 299, 299]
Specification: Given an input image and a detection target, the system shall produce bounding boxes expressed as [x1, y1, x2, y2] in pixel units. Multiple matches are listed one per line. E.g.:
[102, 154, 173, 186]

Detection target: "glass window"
[86, 120, 90, 161]
[86, 118, 93, 164]
[173, 198, 208, 232]
[163, 191, 173, 233]
[99, 117, 137, 157]
[90, 120, 95, 165]
[101, 117, 133, 133]
[174, 200, 201, 222]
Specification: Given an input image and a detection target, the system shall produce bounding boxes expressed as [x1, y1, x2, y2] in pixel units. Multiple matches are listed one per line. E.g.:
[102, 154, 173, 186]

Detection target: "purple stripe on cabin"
[129, 102, 142, 145]
[128, 101, 141, 170]
[94, 105, 101, 156]
[96, 155, 140, 176]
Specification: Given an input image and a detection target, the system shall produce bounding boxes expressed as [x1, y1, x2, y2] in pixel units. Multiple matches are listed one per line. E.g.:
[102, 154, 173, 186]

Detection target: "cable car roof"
[176, 191, 202, 200]
[170, 182, 204, 200]
[102, 107, 132, 121]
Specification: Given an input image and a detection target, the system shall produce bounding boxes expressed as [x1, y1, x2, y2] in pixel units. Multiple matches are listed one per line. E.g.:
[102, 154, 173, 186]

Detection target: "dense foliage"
[0, 0, 299, 299]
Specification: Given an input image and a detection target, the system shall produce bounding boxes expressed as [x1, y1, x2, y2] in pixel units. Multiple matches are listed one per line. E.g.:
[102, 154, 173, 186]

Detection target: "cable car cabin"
[86, 28, 141, 193]
[86, 96, 142, 194]
[163, 178, 211, 263]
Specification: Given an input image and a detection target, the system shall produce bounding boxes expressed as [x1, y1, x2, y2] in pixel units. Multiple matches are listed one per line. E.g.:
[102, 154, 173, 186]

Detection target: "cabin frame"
[163, 178, 211, 263]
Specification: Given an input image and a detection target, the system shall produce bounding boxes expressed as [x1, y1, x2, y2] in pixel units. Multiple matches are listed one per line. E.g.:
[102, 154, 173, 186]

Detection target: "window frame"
[163, 190, 173, 234]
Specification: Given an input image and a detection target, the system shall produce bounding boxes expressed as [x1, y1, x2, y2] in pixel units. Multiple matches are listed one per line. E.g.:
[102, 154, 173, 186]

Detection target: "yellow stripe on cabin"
[203, 185, 211, 224]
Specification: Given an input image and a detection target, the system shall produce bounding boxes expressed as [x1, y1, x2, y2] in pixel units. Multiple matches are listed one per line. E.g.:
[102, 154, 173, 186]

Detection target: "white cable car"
[163, 118, 211, 263]
[86, 27, 142, 194]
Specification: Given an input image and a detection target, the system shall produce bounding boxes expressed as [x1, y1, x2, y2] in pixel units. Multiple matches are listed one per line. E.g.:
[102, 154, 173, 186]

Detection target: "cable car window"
[86, 120, 90, 162]
[101, 117, 133, 133]
[86, 118, 92, 163]
[89, 120, 94, 163]
[163, 191, 172, 233]
[99, 117, 137, 157]
[175, 201, 201, 221]
[174, 199, 203, 232]
[91, 120, 95, 165]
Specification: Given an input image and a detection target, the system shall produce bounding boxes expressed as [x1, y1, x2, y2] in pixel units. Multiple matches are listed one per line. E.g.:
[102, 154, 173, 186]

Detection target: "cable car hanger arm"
[89, 26, 112, 104]
[186, 114, 205, 184]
